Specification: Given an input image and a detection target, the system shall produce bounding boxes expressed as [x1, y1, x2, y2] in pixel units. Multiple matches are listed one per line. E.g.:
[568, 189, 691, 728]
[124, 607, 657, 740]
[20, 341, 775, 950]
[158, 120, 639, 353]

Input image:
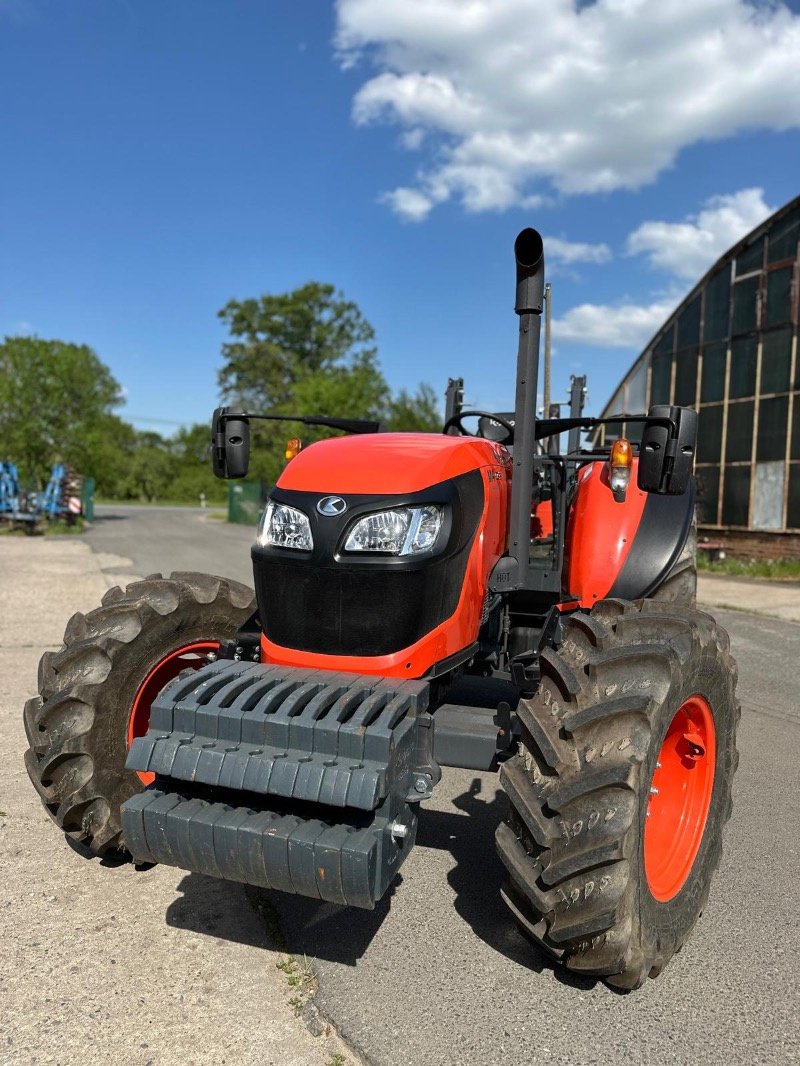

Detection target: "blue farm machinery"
[0, 462, 89, 529]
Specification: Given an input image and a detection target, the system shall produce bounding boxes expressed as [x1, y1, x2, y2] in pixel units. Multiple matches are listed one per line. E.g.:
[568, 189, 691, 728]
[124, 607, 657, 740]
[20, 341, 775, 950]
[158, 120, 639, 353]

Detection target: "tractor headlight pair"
[257, 502, 444, 557]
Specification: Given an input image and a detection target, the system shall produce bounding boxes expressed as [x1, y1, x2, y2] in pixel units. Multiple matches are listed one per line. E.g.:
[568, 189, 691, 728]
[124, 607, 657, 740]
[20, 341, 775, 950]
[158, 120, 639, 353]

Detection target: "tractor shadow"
[162, 777, 597, 990]
[417, 776, 597, 990]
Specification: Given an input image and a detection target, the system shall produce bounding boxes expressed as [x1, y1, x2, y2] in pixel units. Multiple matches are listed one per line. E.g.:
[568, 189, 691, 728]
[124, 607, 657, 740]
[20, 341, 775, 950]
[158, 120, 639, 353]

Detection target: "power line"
[124, 414, 197, 427]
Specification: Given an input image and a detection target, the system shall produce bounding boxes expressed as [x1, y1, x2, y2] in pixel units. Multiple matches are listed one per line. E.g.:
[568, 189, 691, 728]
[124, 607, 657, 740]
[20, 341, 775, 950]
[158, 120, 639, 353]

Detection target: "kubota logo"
[316, 495, 347, 517]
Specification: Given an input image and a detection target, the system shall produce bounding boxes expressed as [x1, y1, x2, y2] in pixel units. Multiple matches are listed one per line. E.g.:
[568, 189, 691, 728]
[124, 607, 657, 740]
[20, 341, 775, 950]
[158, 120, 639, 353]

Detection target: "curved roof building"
[597, 195, 800, 543]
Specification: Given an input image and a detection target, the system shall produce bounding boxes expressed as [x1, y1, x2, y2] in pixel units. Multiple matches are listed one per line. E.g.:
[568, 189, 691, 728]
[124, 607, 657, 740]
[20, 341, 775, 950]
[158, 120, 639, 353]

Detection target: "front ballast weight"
[121, 660, 437, 909]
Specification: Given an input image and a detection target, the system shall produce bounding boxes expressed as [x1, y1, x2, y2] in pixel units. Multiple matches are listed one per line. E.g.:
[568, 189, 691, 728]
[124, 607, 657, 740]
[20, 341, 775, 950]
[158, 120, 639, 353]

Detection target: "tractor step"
[121, 660, 431, 908]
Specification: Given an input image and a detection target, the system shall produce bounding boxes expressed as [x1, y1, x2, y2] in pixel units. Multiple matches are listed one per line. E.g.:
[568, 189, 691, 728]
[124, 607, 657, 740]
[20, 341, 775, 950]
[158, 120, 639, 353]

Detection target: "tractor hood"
[276, 432, 505, 495]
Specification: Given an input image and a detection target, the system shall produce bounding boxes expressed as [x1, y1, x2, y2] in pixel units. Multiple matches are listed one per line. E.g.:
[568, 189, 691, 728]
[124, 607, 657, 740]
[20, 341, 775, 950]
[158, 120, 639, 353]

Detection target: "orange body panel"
[277, 432, 509, 495]
[262, 433, 511, 678]
[531, 499, 553, 539]
[564, 458, 647, 608]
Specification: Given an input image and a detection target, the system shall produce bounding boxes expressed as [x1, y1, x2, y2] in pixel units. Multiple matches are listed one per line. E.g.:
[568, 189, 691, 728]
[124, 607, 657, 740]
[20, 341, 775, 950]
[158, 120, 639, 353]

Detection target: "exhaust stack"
[503, 228, 548, 591]
[514, 228, 545, 314]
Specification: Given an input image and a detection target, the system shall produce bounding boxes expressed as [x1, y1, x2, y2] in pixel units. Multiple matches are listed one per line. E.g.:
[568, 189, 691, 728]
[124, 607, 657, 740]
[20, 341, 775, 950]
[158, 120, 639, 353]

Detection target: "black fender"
[607, 481, 696, 600]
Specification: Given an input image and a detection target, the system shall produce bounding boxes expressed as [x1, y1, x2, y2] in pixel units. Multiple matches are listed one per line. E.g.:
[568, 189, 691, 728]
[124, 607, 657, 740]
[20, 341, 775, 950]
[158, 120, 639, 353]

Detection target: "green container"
[228, 481, 266, 525]
[81, 477, 95, 522]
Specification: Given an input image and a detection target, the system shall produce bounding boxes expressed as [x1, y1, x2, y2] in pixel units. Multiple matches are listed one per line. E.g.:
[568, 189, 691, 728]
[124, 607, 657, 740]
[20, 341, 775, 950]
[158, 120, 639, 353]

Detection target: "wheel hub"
[644, 695, 716, 902]
[128, 641, 220, 785]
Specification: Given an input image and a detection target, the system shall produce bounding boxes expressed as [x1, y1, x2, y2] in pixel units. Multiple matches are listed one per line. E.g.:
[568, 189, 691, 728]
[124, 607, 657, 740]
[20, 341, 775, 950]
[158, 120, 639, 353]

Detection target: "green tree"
[0, 336, 123, 485]
[166, 423, 228, 505]
[217, 283, 441, 484]
[384, 383, 441, 432]
[218, 283, 378, 410]
[76, 414, 138, 497]
[118, 431, 177, 502]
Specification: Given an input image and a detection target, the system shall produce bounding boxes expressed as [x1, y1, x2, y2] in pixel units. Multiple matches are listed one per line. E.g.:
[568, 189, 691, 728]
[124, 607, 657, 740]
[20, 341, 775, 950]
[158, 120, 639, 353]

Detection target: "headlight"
[257, 501, 313, 551]
[343, 505, 443, 555]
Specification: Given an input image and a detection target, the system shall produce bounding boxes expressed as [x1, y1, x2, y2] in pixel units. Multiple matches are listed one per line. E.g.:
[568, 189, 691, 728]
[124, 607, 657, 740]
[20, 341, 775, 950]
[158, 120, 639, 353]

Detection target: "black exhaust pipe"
[514, 228, 545, 314]
[505, 228, 547, 591]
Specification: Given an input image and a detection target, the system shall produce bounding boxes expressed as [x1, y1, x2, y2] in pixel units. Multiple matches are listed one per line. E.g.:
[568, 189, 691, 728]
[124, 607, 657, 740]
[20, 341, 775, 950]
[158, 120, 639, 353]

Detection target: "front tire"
[24, 572, 255, 856]
[650, 515, 697, 606]
[497, 598, 738, 989]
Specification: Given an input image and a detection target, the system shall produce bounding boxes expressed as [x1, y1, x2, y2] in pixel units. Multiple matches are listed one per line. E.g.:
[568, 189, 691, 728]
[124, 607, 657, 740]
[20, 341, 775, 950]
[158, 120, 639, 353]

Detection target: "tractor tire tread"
[24, 572, 255, 856]
[497, 597, 738, 988]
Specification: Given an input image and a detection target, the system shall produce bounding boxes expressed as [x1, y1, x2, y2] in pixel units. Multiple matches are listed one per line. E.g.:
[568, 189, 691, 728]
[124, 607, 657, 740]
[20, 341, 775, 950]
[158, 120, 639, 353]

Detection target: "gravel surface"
[0, 534, 357, 1066]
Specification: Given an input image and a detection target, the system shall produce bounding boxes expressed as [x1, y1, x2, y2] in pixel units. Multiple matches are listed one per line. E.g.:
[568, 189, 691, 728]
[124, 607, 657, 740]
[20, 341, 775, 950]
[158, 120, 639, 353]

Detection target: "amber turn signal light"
[610, 437, 633, 468]
[285, 437, 302, 461]
[609, 437, 632, 500]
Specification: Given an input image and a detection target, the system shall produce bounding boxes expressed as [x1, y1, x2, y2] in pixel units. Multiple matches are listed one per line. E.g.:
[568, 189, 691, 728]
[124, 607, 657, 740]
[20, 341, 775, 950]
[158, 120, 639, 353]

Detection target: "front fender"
[565, 459, 695, 608]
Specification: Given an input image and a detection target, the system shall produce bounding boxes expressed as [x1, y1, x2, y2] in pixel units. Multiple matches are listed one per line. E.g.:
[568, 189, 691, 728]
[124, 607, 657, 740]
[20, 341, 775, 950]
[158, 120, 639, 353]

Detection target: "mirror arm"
[217, 411, 382, 435]
[534, 414, 677, 440]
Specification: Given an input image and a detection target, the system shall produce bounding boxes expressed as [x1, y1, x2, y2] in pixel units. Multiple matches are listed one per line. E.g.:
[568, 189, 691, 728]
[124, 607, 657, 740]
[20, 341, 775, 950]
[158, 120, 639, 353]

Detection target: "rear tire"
[24, 572, 255, 856]
[497, 598, 738, 989]
[650, 515, 697, 606]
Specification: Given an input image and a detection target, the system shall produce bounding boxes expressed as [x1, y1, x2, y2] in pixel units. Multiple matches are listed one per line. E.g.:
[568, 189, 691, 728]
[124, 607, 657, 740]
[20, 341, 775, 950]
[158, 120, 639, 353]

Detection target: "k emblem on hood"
[316, 495, 347, 517]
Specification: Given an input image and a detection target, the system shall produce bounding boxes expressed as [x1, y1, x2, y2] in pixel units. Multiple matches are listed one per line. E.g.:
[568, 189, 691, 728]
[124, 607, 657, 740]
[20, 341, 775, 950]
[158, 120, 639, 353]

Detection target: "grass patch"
[276, 954, 318, 1016]
[698, 554, 800, 580]
[95, 498, 226, 508]
[1, 517, 86, 536]
[43, 517, 87, 536]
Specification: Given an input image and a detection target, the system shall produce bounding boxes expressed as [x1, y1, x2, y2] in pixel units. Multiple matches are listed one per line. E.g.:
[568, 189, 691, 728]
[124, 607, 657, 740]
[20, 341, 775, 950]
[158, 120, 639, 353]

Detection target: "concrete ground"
[5, 508, 800, 1066]
[698, 572, 800, 622]
[272, 602, 800, 1066]
[0, 536, 357, 1066]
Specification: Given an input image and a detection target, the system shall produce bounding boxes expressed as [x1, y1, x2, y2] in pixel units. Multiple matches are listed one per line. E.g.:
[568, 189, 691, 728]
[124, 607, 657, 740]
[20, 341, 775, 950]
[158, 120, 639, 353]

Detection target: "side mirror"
[638, 405, 697, 495]
[211, 407, 250, 479]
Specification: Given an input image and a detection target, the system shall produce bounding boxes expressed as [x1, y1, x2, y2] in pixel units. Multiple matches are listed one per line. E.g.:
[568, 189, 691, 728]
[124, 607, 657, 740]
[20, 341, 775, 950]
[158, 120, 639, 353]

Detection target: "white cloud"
[400, 127, 426, 150]
[336, 0, 800, 218]
[553, 297, 677, 348]
[381, 186, 437, 221]
[626, 188, 775, 279]
[553, 186, 774, 347]
[545, 236, 612, 269]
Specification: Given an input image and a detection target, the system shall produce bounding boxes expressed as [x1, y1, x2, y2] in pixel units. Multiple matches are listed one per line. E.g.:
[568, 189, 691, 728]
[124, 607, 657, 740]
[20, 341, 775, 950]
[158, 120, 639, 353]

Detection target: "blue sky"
[1, 0, 799, 431]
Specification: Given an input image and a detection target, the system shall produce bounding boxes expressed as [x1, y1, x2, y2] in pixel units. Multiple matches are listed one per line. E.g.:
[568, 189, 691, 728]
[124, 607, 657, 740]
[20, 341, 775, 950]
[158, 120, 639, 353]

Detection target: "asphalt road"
[87, 504, 256, 586]
[86, 505, 800, 1066]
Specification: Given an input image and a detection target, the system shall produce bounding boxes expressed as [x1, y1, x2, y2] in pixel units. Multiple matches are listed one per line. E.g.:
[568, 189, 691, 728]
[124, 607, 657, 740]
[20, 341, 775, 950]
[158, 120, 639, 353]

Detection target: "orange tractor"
[25, 228, 737, 989]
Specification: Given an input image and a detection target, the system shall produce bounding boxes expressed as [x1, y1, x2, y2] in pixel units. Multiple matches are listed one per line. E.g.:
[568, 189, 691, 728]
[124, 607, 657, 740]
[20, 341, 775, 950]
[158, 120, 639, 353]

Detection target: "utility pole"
[543, 281, 552, 415]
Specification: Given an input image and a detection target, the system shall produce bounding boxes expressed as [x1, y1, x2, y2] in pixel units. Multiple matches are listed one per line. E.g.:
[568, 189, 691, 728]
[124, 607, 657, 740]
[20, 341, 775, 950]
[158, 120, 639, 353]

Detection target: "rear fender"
[565, 459, 695, 608]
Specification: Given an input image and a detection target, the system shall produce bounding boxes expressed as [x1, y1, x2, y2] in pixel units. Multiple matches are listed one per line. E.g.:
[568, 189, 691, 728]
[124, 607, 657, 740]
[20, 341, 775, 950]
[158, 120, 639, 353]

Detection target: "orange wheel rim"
[127, 641, 219, 785]
[644, 695, 716, 902]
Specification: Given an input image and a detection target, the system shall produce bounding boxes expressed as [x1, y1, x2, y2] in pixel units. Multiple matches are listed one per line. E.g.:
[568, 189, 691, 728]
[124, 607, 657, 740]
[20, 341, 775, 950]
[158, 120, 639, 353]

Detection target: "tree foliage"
[0, 335, 226, 503]
[218, 283, 378, 411]
[0, 336, 123, 483]
[0, 282, 442, 503]
[218, 282, 441, 483]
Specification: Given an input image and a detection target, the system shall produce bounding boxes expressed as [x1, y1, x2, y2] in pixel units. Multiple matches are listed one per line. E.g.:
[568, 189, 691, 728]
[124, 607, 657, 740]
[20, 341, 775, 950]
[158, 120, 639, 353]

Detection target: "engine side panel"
[565, 459, 694, 607]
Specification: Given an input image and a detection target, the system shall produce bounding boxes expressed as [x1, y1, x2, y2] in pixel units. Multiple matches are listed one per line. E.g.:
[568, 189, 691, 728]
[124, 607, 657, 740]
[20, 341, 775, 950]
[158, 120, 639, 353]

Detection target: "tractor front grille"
[252, 470, 484, 659]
